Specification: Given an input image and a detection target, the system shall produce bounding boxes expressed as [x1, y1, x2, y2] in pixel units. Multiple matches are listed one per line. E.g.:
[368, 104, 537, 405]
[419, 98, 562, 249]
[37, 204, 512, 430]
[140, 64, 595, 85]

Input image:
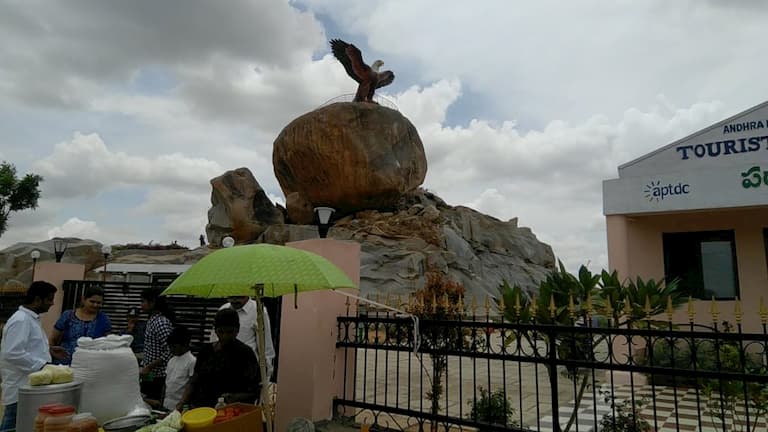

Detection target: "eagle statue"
[330, 39, 395, 103]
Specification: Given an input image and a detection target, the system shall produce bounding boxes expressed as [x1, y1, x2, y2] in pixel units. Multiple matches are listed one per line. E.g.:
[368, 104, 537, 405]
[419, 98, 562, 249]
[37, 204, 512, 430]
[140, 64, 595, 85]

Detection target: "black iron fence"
[335, 304, 768, 432]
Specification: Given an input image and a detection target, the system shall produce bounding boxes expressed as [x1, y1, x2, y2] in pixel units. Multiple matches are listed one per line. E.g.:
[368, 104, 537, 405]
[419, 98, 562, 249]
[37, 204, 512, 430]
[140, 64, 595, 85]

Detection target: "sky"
[1, 0, 767, 272]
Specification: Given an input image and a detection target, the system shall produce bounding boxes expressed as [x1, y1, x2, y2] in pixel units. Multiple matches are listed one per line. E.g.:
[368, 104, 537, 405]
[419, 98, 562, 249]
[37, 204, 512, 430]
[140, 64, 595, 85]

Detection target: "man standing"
[1, 281, 63, 432]
[210, 296, 275, 381]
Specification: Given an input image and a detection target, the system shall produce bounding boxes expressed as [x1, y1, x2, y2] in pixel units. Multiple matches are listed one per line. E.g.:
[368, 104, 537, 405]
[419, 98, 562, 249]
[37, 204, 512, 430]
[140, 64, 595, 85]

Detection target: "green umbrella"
[162, 243, 356, 298]
[161, 243, 357, 432]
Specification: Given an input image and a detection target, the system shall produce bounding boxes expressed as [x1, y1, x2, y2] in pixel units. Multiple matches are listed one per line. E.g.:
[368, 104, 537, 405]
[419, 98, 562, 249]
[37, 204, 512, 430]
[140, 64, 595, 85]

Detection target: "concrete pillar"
[33, 262, 86, 336]
[605, 215, 630, 279]
[274, 239, 360, 431]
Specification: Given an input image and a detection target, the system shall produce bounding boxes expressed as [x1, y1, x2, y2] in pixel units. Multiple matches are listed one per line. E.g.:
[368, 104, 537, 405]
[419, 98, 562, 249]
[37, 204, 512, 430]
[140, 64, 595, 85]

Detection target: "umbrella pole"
[255, 294, 273, 432]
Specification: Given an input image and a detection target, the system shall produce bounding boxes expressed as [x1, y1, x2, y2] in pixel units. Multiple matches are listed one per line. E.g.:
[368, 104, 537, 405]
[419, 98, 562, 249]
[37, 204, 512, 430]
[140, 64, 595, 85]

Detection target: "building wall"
[33, 262, 86, 336]
[274, 239, 360, 431]
[607, 207, 768, 331]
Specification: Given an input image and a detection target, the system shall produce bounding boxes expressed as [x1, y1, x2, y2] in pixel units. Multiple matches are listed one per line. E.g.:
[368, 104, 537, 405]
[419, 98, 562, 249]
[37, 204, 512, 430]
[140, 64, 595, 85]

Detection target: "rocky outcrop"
[336, 189, 554, 300]
[0, 238, 106, 284]
[206, 168, 284, 246]
[255, 189, 555, 302]
[272, 103, 427, 222]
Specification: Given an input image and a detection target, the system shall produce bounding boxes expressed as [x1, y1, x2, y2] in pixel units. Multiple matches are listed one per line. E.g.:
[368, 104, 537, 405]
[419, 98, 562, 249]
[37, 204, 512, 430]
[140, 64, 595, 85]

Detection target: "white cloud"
[33, 133, 223, 198]
[305, 1, 768, 126]
[0, 205, 59, 249]
[394, 81, 728, 271]
[135, 186, 209, 242]
[0, 0, 325, 109]
[47, 217, 103, 240]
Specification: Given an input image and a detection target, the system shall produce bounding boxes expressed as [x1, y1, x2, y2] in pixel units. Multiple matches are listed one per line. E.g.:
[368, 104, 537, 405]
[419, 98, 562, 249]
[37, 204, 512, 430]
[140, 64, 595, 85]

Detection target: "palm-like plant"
[499, 263, 684, 432]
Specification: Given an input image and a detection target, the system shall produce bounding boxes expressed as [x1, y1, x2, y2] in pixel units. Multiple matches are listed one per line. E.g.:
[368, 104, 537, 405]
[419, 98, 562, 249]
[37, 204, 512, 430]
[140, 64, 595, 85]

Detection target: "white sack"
[71, 334, 147, 424]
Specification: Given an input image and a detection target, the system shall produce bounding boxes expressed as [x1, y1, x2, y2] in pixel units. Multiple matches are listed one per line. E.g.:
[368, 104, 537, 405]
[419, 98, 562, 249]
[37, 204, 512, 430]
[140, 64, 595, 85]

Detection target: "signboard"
[620, 102, 768, 178]
[603, 163, 768, 215]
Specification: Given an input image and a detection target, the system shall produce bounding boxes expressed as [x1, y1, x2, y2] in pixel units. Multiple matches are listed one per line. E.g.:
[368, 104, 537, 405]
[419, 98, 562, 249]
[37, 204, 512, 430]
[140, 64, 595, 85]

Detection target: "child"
[162, 326, 196, 411]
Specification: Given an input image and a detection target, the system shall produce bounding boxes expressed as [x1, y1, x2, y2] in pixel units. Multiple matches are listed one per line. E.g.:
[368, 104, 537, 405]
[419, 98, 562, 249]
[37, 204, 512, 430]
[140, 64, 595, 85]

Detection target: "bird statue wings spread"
[330, 39, 395, 103]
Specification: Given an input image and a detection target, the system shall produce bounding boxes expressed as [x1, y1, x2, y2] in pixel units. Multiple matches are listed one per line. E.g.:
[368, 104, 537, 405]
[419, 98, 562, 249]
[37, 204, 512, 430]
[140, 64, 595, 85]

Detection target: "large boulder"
[273, 102, 427, 222]
[206, 168, 284, 246]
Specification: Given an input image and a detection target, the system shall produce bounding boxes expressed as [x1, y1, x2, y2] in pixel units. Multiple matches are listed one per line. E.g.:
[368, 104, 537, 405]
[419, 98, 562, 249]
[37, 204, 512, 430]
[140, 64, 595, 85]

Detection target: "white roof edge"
[94, 263, 192, 273]
[618, 100, 768, 171]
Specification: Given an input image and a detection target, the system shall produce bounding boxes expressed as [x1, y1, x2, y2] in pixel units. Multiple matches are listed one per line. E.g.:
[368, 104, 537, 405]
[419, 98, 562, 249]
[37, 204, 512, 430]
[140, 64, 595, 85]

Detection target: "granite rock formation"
[0, 238, 106, 284]
[256, 188, 555, 301]
[206, 168, 284, 246]
[273, 103, 427, 222]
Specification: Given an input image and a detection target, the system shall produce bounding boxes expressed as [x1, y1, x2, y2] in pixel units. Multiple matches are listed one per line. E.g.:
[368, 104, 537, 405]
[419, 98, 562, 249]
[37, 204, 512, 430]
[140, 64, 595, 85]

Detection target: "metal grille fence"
[61, 280, 284, 378]
[335, 308, 768, 432]
[62, 280, 223, 354]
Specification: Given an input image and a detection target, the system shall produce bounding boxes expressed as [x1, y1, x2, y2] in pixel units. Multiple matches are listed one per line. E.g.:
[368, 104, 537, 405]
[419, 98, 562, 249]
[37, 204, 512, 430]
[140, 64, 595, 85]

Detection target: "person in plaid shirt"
[139, 288, 175, 401]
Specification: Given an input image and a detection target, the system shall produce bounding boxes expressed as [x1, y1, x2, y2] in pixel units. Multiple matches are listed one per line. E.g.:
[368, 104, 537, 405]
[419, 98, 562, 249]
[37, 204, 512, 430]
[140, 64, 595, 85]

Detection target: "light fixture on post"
[314, 207, 335, 239]
[30, 250, 41, 280]
[222, 236, 235, 248]
[101, 245, 112, 282]
[53, 238, 68, 263]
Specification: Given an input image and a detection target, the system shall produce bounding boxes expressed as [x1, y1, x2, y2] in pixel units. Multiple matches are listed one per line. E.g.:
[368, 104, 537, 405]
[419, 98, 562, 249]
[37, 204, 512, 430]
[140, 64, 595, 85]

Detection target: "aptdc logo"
[644, 180, 691, 202]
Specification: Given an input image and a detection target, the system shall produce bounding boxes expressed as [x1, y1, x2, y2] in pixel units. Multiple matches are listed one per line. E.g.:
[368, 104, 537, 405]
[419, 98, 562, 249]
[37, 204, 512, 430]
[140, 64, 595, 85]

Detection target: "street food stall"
[17, 335, 261, 432]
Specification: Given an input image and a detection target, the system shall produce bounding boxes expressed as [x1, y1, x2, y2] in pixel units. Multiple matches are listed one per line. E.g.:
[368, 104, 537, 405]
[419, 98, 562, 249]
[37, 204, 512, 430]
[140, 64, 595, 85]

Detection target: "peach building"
[603, 101, 768, 331]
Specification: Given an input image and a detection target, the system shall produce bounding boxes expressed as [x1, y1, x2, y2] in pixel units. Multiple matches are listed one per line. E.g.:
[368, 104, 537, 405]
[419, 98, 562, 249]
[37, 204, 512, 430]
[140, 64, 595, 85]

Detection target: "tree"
[0, 161, 43, 238]
[406, 270, 466, 431]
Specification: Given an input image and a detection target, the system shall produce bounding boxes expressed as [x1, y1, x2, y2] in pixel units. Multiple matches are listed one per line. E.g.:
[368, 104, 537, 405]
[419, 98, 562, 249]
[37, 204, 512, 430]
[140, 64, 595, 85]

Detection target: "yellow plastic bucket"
[182, 407, 217, 430]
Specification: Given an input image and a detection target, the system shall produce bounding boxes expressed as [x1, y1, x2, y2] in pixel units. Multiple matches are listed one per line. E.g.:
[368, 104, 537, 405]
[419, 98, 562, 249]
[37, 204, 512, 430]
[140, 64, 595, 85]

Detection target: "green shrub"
[599, 398, 651, 432]
[642, 335, 768, 431]
[643, 337, 764, 383]
[467, 387, 517, 430]
[113, 242, 189, 251]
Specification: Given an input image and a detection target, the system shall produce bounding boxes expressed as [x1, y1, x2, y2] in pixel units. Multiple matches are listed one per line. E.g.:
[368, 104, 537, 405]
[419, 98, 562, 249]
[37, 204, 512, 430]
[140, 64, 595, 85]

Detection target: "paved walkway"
[351, 348, 576, 428]
[538, 384, 768, 432]
[349, 346, 767, 432]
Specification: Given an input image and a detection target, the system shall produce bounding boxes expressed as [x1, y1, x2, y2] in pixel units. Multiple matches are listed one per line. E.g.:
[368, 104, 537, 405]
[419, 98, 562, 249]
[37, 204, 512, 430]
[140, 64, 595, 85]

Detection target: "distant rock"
[0, 238, 106, 284]
[272, 102, 427, 222]
[0, 239, 214, 285]
[206, 168, 284, 246]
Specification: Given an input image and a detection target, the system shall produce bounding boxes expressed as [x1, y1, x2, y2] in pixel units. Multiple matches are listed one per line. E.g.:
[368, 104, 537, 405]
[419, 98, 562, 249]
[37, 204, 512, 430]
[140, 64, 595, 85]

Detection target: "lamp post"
[222, 236, 235, 248]
[314, 207, 335, 239]
[53, 238, 68, 263]
[30, 250, 40, 280]
[101, 245, 112, 282]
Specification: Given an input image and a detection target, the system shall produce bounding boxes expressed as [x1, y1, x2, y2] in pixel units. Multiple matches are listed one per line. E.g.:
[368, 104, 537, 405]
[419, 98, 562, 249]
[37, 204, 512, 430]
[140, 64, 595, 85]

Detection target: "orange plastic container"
[43, 405, 76, 432]
[34, 404, 64, 432]
[193, 403, 262, 432]
[66, 413, 99, 432]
